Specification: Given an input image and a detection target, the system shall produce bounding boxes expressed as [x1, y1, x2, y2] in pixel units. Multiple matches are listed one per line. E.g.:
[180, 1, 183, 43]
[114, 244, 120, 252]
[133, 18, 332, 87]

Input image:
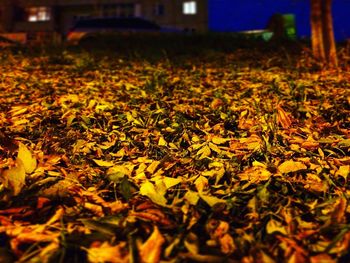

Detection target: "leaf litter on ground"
[0, 45, 349, 262]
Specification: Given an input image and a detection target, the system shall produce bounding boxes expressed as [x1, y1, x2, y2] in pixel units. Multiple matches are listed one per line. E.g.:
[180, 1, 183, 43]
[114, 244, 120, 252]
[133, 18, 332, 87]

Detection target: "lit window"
[27, 7, 51, 22]
[183, 1, 197, 15]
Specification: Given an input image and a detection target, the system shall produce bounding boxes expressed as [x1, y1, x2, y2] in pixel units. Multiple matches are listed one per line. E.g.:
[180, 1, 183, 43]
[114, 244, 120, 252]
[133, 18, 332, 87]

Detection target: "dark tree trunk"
[310, 0, 338, 67]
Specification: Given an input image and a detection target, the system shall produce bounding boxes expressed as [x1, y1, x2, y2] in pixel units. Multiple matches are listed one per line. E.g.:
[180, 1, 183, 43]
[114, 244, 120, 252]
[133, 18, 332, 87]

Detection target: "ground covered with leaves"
[0, 42, 350, 262]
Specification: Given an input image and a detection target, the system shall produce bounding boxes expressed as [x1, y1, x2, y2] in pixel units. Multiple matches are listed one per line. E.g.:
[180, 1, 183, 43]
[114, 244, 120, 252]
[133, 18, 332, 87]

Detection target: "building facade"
[1, 0, 349, 43]
[0, 0, 208, 37]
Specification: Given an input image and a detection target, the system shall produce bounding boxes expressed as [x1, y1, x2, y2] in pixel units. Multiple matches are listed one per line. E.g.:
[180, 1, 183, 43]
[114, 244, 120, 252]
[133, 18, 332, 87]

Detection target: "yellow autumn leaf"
[208, 161, 224, 168]
[107, 164, 134, 177]
[194, 176, 208, 192]
[154, 180, 167, 196]
[1, 159, 26, 195]
[278, 160, 307, 174]
[9, 105, 28, 116]
[191, 135, 201, 143]
[184, 190, 200, 205]
[202, 167, 225, 185]
[139, 226, 165, 263]
[208, 142, 222, 154]
[197, 145, 211, 159]
[139, 181, 167, 206]
[87, 242, 129, 263]
[240, 135, 262, 150]
[17, 142, 37, 174]
[335, 165, 349, 180]
[98, 138, 118, 150]
[211, 136, 229, 145]
[202, 169, 218, 178]
[161, 177, 182, 189]
[199, 193, 226, 207]
[260, 251, 276, 263]
[266, 219, 287, 235]
[146, 160, 161, 174]
[338, 139, 350, 147]
[158, 136, 167, 146]
[239, 166, 271, 184]
[93, 159, 114, 167]
[305, 173, 328, 193]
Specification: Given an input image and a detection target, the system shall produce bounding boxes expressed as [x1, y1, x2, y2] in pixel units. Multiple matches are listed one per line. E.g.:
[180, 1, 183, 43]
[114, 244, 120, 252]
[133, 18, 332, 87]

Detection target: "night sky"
[208, 0, 350, 41]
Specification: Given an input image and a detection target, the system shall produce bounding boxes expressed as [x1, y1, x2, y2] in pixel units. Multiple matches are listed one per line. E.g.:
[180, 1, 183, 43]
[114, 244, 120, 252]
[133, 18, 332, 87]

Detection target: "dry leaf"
[330, 198, 347, 224]
[156, 176, 182, 189]
[197, 145, 211, 159]
[93, 159, 114, 167]
[184, 191, 200, 206]
[0, 159, 26, 195]
[139, 226, 165, 263]
[277, 104, 292, 129]
[310, 254, 335, 263]
[211, 136, 228, 145]
[87, 242, 129, 263]
[139, 181, 167, 206]
[278, 160, 307, 174]
[266, 219, 288, 235]
[17, 142, 37, 174]
[146, 160, 161, 174]
[194, 176, 208, 192]
[199, 193, 226, 207]
[158, 136, 167, 146]
[335, 165, 349, 180]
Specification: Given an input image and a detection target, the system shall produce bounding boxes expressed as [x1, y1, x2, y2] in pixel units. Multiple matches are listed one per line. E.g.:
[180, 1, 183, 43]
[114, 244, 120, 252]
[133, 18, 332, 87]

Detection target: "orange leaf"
[87, 242, 129, 263]
[277, 105, 292, 129]
[278, 160, 307, 174]
[139, 226, 165, 263]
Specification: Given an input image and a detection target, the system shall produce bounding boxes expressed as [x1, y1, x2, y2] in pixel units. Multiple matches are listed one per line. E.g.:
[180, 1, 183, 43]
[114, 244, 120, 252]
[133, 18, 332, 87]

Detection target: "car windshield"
[73, 18, 161, 30]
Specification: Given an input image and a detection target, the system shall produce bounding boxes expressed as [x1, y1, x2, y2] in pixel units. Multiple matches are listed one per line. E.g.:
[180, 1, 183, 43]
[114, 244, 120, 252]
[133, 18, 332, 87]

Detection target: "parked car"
[66, 17, 180, 46]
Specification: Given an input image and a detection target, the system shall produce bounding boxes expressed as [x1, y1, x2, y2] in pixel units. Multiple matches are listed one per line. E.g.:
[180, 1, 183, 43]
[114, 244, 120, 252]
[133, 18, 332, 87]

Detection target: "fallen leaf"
[278, 160, 307, 174]
[0, 159, 26, 195]
[157, 176, 182, 189]
[87, 242, 129, 263]
[277, 104, 292, 129]
[194, 176, 208, 192]
[197, 145, 211, 159]
[266, 219, 288, 235]
[17, 142, 37, 174]
[139, 226, 165, 263]
[211, 136, 229, 145]
[335, 165, 349, 180]
[330, 198, 347, 224]
[158, 136, 167, 146]
[199, 193, 226, 207]
[93, 159, 114, 167]
[310, 254, 335, 263]
[139, 181, 167, 206]
[146, 160, 161, 174]
[184, 191, 200, 206]
[338, 139, 350, 147]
